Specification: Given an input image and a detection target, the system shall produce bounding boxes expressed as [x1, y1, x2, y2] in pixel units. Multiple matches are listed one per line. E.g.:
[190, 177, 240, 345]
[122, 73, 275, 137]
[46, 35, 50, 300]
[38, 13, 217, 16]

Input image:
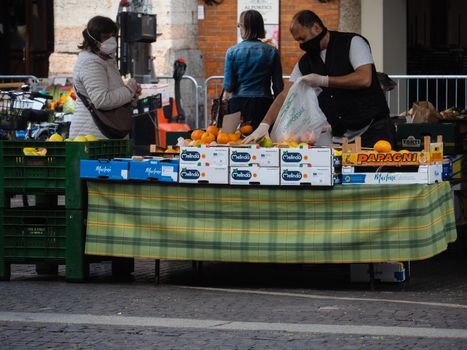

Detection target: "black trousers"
[228, 97, 273, 129]
[360, 117, 396, 149]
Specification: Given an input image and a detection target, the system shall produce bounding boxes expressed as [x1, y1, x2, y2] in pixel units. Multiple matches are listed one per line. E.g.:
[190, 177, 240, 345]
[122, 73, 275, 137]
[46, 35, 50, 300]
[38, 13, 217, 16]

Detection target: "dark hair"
[240, 10, 266, 40]
[78, 16, 118, 51]
[291, 10, 325, 29]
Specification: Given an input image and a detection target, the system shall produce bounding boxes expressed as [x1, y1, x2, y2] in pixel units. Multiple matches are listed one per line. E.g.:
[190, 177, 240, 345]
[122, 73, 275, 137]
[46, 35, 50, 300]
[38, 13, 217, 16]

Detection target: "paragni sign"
[237, 0, 280, 47]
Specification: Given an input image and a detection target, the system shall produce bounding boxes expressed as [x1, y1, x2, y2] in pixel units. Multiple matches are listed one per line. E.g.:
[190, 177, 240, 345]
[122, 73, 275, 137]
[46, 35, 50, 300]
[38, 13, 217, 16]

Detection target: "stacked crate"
[0, 140, 132, 281]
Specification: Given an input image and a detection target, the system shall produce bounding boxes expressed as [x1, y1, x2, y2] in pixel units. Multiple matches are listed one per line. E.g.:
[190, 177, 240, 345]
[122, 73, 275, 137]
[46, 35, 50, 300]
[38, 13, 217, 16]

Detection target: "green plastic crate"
[0, 209, 87, 281]
[0, 140, 133, 208]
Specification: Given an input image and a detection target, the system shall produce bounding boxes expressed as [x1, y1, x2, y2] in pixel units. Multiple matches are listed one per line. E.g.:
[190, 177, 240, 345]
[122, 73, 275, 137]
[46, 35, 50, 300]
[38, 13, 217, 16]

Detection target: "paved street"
[1, 236, 467, 350]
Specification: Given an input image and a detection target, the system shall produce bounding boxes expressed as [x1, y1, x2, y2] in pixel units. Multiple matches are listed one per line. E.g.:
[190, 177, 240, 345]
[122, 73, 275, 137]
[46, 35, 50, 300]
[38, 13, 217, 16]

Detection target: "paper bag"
[411, 101, 441, 123]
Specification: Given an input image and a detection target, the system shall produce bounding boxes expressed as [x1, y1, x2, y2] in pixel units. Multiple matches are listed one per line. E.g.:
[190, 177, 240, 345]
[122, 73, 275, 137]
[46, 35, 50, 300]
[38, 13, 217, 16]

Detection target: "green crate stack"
[0, 140, 133, 282]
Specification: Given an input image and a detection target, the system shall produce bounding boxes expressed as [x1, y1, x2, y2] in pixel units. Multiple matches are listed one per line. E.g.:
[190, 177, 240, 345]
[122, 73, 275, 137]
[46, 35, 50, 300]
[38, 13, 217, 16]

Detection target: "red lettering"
[357, 154, 368, 163]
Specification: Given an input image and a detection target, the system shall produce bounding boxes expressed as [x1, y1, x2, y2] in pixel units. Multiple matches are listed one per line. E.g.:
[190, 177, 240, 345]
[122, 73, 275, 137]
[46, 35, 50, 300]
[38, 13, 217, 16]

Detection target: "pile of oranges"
[186, 123, 253, 146]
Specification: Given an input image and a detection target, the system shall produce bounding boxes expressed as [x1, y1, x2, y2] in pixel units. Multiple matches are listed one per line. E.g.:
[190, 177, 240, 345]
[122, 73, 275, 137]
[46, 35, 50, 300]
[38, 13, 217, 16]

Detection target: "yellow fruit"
[259, 137, 273, 148]
[74, 136, 87, 142]
[48, 133, 63, 142]
[85, 134, 97, 141]
[65, 138, 73, 142]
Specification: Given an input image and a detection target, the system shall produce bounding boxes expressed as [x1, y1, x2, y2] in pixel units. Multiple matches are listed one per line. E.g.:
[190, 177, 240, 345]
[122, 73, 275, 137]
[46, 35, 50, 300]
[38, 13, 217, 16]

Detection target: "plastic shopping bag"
[270, 78, 327, 144]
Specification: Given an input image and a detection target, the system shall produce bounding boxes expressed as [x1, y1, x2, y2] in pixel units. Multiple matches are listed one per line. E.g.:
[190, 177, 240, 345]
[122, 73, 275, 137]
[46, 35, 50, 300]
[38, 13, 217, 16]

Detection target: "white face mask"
[99, 36, 117, 56]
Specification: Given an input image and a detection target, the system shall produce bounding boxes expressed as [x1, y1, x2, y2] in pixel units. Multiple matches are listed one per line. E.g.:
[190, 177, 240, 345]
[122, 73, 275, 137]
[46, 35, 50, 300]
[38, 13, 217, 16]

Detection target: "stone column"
[49, 0, 119, 77]
[339, 0, 361, 34]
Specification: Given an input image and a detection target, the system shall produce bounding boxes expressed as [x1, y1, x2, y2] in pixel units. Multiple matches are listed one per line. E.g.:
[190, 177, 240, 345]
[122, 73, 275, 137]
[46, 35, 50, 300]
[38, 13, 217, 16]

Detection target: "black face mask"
[299, 27, 328, 56]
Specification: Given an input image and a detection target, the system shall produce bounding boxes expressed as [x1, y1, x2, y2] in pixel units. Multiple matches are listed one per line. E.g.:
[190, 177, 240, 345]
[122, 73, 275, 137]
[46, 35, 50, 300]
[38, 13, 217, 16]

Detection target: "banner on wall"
[237, 0, 280, 47]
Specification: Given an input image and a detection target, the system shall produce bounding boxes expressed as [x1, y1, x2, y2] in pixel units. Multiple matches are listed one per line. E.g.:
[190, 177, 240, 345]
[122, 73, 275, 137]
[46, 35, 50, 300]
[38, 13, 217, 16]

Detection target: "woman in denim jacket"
[223, 10, 284, 129]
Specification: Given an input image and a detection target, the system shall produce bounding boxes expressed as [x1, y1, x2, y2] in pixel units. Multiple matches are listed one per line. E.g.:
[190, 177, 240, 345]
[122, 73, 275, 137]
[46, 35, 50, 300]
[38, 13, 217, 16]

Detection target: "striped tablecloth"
[85, 181, 456, 263]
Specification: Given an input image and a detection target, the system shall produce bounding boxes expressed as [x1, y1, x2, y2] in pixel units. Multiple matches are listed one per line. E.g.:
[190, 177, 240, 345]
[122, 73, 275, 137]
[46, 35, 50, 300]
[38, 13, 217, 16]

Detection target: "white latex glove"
[242, 122, 270, 144]
[126, 78, 139, 95]
[301, 73, 329, 87]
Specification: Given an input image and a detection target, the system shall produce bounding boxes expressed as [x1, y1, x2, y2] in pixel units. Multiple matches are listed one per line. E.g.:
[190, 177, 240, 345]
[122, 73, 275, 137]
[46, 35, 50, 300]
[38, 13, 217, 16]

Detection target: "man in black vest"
[244, 10, 395, 148]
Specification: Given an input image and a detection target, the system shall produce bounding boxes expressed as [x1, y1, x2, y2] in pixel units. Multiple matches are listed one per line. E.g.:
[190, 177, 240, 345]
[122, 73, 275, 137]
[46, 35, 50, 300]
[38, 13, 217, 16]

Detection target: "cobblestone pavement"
[1, 238, 467, 350]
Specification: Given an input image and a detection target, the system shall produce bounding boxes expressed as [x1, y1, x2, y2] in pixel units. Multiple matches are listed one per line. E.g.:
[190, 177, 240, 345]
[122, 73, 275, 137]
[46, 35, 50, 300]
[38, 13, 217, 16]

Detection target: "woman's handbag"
[75, 88, 133, 139]
[210, 89, 229, 127]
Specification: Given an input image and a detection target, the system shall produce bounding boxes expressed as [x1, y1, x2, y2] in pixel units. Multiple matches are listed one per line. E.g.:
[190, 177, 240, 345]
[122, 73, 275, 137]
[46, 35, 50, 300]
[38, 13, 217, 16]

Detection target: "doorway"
[0, 0, 54, 77]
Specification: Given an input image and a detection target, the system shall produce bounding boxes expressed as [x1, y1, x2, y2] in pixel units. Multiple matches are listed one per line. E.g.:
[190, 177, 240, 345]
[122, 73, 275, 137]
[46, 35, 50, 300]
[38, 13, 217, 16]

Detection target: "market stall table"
[84, 181, 456, 281]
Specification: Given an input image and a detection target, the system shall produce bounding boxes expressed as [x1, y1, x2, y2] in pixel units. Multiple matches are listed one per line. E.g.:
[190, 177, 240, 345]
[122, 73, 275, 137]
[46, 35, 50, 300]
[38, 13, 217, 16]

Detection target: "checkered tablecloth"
[85, 181, 456, 263]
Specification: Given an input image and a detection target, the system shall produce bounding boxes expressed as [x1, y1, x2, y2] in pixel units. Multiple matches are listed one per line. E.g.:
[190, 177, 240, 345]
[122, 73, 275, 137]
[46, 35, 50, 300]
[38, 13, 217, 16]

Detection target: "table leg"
[369, 263, 375, 290]
[404, 261, 411, 281]
[154, 259, 160, 285]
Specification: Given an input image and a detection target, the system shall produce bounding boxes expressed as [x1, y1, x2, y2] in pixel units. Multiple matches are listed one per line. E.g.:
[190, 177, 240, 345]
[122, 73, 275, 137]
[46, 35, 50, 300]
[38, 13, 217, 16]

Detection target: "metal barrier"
[386, 75, 467, 115]
[204, 75, 467, 126]
[157, 75, 202, 128]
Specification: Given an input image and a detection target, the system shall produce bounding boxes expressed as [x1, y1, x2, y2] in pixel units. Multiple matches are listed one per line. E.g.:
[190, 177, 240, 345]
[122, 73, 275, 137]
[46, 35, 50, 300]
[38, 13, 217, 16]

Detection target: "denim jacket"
[223, 40, 283, 98]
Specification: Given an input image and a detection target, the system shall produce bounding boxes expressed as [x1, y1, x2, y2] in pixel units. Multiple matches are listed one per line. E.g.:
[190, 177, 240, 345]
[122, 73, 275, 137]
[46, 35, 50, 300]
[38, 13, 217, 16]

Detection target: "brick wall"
[198, 0, 340, 80]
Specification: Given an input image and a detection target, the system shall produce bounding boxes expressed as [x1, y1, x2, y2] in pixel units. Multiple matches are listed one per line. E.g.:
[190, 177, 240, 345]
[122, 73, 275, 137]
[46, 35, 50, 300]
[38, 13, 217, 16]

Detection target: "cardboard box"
[129, 159, 178, 182]
[80, 159, 129, 180]
[350, 263, 406, 283]
[442, 154, 464, 180]
[140, 83, 170, 106]
[341, 164, 442, 185]
[179, 146, 229, 167]
[396, 122, 462, 155]
[280, 147, 333, 167]
[178, 165, 229, 184]
[229, 146, 279, 167]
[229, 165, 280, 185]
[280, 166, 334, 186]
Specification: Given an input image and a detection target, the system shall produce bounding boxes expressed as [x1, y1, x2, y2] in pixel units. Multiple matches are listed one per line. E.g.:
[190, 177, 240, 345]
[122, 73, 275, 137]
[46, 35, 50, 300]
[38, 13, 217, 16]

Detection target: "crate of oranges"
[340, 136, 444, 185]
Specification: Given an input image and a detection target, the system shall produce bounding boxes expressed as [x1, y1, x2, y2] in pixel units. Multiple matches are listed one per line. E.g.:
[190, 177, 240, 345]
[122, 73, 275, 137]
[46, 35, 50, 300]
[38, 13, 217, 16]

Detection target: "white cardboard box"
[179, 146, 229, 167]
[140, 83, 170, 106]
[280, 147, 333, 167]
[350, 263, 406, 283]
[229, 146, 279, 167]
[341, 164, 442, 185]
[178, 165, 229, 184]
[229, 166, 280, 185]
[280, 166, 334, 186]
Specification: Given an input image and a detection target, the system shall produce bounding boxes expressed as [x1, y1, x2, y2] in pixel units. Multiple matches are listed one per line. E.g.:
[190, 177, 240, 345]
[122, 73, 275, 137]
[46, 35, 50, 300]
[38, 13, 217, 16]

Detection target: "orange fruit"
[239, 124, 253, 135]
[229, 131, 241, 141]
[373, 140, 392, 153]
[191, 129, 204, 141]
[399, 149, 409, 153]
[217, 133, 230, 144]
[201, 132, 215, 144]
[206, 125, 219, 137]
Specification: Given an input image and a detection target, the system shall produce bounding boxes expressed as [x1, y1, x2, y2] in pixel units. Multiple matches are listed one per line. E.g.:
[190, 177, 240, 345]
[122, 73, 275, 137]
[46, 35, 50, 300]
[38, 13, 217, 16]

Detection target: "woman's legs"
[228, 97, 273, 129]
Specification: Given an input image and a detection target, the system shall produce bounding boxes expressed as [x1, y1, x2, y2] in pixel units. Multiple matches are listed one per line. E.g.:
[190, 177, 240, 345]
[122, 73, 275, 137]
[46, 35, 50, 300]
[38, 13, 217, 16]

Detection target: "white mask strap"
[86, 29, 99, 43]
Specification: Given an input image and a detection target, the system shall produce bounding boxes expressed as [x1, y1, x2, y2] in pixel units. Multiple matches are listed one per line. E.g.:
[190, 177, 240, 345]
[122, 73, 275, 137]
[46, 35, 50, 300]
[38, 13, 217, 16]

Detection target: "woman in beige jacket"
[71, 16, 140, 139]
